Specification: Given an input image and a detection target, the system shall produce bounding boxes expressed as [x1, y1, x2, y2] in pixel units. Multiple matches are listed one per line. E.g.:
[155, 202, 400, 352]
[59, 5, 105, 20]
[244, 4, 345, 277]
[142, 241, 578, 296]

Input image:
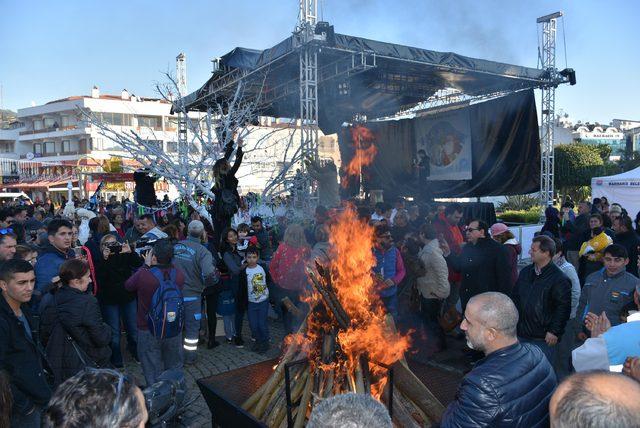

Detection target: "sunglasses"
[0, 228, 14, 235]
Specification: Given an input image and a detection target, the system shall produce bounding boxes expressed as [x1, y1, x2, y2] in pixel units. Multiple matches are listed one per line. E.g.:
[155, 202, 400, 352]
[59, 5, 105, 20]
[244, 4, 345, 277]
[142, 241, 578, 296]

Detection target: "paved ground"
[121, 320, 288, 427]
[121, 313, 469, 427]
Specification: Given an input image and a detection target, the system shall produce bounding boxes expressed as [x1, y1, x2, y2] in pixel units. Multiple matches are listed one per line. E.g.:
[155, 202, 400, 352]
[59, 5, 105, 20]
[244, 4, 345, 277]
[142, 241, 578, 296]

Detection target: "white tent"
[591, 166, 640, 217]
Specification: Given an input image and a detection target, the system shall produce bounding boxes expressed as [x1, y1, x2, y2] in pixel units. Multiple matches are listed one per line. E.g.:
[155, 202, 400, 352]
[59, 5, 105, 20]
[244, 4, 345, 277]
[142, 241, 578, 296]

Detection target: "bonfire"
[241, 204, 445, 427]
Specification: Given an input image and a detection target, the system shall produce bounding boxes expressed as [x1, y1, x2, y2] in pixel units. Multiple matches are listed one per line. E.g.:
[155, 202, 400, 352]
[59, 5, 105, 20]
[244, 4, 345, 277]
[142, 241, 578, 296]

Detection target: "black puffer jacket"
[39, 286, 112, 385]
[445, 237, 511, 310]
[441, 342, 556, 427]
[512, 262, 571, 339]
[0, 294, 52, 414]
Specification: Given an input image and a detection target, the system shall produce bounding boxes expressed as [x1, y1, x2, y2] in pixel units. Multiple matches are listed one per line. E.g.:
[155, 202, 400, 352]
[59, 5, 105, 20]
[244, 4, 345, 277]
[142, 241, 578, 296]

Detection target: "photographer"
[95, 235, 143, 368]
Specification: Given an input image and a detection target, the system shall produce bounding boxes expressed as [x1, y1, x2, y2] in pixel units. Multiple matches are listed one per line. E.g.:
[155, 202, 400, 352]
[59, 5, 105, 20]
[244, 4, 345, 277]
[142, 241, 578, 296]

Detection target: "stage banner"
[414, 108, 472, 181]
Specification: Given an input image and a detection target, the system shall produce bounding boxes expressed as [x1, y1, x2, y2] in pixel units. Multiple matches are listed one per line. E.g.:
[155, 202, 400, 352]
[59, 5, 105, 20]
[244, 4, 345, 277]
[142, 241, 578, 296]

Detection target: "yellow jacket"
[579, 231, 613, 261]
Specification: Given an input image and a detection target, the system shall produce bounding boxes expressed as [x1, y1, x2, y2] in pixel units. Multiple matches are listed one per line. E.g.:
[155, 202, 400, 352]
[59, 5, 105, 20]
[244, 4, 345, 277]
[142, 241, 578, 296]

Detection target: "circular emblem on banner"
[26, 152, 35, 160]
[595, 180, 603, 185]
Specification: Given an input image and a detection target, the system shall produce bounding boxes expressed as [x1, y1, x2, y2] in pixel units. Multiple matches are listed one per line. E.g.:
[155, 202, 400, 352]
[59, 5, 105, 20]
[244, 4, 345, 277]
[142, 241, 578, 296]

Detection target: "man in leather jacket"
[512, 235, 571, 364]
[441, 292, 556, 427]
[440, 219, 511, 311]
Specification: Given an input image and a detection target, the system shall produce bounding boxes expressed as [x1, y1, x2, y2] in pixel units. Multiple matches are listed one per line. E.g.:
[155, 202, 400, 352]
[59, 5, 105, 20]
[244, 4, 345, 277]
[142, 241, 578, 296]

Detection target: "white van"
[0, 192, 33, 204]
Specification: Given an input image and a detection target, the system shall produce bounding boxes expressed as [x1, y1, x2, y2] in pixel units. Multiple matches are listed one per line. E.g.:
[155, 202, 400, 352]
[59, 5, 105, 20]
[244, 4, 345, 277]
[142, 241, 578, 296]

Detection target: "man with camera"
[173, 220, 219, 363]
[125, 240, 185, 386]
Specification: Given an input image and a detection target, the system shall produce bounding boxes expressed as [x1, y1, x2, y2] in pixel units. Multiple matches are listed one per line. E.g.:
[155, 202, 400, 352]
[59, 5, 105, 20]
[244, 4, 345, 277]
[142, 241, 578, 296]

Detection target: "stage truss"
[184, 9, 573, 205]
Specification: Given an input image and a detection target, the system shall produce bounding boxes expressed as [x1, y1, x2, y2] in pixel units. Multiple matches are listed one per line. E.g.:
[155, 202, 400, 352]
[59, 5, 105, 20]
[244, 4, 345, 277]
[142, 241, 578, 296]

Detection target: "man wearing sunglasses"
[0, 229, 17, 262]
[440, 220, 511, 312]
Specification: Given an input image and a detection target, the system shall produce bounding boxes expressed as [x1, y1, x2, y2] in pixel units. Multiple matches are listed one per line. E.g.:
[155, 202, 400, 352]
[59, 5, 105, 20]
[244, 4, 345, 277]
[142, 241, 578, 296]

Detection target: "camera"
[135, 237, 158, 255]
[106, 242, 122, 255]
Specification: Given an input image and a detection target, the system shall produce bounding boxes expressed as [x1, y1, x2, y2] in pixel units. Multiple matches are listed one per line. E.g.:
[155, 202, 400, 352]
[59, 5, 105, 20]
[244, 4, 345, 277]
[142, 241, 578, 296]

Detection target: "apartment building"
[16, 86, 180, 163]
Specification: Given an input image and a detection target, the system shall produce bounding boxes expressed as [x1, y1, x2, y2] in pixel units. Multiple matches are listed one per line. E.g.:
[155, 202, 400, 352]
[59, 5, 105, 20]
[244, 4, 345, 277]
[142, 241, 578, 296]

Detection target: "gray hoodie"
[173, 237, 218, 297]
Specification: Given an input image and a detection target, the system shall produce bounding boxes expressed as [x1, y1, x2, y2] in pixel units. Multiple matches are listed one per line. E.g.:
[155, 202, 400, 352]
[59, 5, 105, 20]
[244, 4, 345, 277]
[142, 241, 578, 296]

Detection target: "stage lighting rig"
[559, 68, 576, 85]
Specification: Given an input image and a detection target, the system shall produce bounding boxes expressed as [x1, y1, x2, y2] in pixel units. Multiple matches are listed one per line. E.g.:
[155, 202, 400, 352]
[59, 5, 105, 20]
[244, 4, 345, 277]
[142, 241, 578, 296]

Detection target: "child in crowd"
[239, 247, 271, 354]
[237, 223, 258, 260]
[216, 264, 237, 344]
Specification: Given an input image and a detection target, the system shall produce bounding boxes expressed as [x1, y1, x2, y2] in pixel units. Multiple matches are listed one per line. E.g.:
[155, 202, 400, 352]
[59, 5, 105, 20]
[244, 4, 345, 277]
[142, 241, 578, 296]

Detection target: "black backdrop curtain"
[339, 90, 540, 200]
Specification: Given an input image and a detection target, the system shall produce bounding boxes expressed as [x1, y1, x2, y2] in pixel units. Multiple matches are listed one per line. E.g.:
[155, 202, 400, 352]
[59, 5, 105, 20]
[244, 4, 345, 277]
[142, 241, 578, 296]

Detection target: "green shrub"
[498, 207, 542, 224]
[497, 194, 539, 211]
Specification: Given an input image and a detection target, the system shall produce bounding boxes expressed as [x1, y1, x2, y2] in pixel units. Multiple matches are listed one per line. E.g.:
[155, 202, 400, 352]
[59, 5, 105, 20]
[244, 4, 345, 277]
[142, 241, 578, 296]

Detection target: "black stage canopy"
[340, 90, 541, 199]
[184, 31, 547, 134]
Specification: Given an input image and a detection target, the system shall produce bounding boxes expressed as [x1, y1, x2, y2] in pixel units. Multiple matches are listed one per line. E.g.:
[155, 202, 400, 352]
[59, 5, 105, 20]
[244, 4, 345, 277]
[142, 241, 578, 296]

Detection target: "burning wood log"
[306, 266, 350, 330]
[293, 372, 314, 428]
[281, 296, 303, 319]
[240, 205, 447, 427]
[392, 361, 445, 423]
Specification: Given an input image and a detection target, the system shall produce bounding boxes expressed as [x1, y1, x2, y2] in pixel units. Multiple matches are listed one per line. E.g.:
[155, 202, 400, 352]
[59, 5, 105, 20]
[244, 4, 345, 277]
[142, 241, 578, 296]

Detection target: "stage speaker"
[315, 21, 335, 46]
[559, 68, 576, 86]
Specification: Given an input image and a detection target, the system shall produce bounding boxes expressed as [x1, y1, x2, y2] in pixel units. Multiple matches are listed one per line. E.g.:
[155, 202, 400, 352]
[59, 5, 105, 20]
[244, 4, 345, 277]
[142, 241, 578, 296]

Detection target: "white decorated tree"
[82, 73, 304, 221]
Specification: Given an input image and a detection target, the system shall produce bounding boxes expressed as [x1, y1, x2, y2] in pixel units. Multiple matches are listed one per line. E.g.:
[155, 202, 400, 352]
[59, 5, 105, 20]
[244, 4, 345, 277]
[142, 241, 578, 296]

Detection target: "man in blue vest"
[372, 225, 405, 319]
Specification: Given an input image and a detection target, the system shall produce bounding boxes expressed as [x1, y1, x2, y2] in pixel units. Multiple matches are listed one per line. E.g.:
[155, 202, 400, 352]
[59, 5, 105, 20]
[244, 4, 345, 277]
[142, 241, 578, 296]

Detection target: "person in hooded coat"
[490, 223, 522, 293]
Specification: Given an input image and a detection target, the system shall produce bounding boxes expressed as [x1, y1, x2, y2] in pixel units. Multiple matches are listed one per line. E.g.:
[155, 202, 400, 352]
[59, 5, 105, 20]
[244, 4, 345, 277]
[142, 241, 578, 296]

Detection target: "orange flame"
[329, 205, 409, 396]
[287, 204, 410, 399]
[342, 125, 378, 188]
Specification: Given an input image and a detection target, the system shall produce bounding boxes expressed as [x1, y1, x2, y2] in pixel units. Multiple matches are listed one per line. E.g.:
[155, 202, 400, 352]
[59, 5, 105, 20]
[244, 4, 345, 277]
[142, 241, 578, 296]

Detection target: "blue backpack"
[148, 267, 184, 339]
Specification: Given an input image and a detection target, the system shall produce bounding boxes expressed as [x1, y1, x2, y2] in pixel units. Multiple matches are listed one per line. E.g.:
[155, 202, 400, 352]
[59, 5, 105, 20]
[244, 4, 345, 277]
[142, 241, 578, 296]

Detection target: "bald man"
[441, 292, 557, 427]
[550, 371, 640, 428]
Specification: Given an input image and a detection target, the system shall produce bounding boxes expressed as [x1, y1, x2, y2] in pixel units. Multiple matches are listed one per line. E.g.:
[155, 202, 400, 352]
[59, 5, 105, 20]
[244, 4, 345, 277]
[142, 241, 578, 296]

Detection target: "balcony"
[19, 150, 83, 159]
[20, 125, 77, 135]
[18, 126, 91, 141]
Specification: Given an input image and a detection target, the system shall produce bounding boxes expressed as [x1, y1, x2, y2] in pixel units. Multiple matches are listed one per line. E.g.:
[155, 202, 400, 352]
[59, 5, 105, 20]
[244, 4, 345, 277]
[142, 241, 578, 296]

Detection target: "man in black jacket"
[0, 259, 52, 427]
[440, 219, 511, 311]
[441, 292, 556, 427]
[612, 215, 640, 277]
[513, 235, 571, 364]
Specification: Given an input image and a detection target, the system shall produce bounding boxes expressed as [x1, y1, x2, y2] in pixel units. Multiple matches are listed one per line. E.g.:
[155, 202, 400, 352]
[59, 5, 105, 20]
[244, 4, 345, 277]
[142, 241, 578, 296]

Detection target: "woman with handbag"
[40, 259, 112, 386]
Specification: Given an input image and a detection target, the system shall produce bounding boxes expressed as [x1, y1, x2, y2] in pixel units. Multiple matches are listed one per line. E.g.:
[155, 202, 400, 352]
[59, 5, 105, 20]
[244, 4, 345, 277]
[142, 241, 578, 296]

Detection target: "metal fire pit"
[198, 358, 277, 428]
[198, 358, 463, 427]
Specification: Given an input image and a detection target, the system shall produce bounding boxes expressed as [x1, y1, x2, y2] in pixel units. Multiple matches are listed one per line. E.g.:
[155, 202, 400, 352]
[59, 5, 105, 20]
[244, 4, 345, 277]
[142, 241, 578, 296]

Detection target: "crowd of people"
[1, 192, 640, 427]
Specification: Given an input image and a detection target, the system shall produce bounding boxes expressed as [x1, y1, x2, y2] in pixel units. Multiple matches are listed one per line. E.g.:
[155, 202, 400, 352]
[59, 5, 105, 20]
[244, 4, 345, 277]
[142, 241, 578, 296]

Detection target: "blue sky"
[1, 0, 638, 123]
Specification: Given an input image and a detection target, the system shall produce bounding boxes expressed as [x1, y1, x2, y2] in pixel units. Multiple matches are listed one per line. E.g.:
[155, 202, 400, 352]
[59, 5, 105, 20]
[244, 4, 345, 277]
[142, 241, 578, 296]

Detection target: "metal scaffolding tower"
[295, 0, 320, 208]
[176, 53, 189, 160]
[537, 12, 562, 208]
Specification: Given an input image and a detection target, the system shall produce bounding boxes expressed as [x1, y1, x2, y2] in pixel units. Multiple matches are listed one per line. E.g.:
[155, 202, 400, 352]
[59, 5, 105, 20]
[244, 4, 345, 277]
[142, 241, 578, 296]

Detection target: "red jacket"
[433, 214, 465, 282]
[269, 243, 310, 291]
